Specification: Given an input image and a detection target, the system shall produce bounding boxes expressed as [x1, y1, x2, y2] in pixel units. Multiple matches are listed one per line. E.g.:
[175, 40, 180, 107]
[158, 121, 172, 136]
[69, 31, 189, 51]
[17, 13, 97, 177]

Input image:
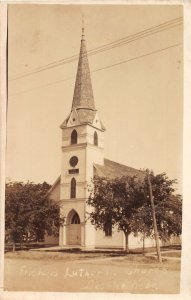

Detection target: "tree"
[87, 173, 182, 253]
[5, 181, 64, 251]
[87, 175, 145, 253]
[142, 172, 182, 241]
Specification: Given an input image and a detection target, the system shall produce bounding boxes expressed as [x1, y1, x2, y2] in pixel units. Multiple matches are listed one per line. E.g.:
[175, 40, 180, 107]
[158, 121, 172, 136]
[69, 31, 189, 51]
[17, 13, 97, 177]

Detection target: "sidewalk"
[146, 250, 181, 261]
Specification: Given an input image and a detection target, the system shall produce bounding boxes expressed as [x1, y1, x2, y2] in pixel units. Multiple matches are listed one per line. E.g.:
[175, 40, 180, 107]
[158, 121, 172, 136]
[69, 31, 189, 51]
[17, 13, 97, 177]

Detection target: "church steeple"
[72, 26, 95, 110]
[61, 25, 105, 131]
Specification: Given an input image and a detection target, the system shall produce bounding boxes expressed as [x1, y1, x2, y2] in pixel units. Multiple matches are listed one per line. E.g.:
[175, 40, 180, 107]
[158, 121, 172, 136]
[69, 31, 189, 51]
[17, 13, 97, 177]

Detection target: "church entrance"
[67, 210, 81, 245]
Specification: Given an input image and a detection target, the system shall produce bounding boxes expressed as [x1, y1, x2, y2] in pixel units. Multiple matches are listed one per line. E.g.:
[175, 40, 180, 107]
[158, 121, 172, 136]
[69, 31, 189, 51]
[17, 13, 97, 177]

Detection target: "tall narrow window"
[104, 218, 112, 237]
[71, 129, 77, 144]
[94, 131, 98, 146]
[70, 178, 76, 198]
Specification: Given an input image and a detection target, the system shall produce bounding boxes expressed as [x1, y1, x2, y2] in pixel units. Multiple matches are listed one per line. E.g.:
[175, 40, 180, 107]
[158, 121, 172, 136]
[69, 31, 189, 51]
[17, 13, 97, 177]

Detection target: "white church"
[46, 28, 156, 250]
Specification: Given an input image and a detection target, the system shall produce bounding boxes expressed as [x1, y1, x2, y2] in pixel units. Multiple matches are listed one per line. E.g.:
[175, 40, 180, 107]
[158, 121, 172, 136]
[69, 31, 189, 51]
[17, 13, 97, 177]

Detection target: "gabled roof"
[48, 159, 145, 196]
[94, 159, 145, 180]
[46, 175, 61, 197]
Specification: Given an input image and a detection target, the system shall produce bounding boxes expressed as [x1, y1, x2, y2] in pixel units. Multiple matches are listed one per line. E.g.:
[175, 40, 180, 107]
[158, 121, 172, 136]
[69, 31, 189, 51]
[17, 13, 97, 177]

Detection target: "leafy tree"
[87, 173, 182, 253]
[142, 172, 182, 241]
[5, 181, 64, 251]
[87, 175, 145, 253]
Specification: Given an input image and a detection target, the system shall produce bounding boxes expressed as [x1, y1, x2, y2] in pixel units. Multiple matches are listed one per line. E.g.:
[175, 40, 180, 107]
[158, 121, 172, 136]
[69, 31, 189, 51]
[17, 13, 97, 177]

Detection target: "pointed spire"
[60, 24, 105, 131]
[72, 22, 95, 110]
[82, 14, 85, 40]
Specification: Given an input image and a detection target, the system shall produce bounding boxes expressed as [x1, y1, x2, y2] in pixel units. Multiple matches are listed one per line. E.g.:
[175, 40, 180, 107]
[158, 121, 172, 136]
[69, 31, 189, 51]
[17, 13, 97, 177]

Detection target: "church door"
[67, 212, 81, 245]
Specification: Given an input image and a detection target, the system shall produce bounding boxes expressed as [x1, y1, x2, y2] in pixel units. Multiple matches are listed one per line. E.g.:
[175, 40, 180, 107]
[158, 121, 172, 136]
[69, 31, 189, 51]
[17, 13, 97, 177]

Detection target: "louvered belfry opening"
[71, 129, 77, 144]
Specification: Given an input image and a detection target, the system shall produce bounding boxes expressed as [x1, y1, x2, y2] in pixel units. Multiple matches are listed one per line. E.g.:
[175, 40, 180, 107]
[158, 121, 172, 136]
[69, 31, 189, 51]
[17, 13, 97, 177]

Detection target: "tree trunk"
[12, 242, 15, 252]
[147, 170, 162, 263]
[142, 234, 145, 256]
[124, 232, 130, 253]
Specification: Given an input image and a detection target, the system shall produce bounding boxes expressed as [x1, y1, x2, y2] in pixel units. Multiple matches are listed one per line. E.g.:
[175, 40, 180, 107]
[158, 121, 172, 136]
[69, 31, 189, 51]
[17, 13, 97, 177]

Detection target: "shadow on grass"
[5, 243, 181, 259]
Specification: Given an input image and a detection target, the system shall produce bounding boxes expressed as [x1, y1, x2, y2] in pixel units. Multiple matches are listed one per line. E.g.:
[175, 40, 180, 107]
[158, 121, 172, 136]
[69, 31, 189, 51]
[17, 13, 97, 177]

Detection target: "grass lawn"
[162, 251, 181, 258]
[5, 250, 113, 261]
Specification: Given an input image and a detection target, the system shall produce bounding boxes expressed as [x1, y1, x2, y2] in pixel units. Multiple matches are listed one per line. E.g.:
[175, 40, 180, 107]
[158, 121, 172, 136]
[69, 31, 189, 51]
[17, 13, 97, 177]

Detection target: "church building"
[46, 27, 155, 250]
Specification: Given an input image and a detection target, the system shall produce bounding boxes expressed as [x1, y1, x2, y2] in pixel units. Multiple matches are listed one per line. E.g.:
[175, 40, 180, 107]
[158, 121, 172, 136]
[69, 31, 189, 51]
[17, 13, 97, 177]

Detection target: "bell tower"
[59, 26, 105, 249]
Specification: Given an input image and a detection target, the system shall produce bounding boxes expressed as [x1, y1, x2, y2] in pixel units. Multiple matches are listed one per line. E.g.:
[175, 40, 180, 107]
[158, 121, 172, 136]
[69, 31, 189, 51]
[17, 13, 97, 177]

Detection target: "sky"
[7, 4, 183, 192]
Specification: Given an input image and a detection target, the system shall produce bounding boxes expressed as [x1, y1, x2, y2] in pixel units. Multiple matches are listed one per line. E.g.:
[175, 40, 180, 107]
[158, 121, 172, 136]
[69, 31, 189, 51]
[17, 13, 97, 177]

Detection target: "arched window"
[71, 129, 77, 145]
[71, 212, 80, 224]
[94, 131, 98, 146]
[70, 178, 76, 198]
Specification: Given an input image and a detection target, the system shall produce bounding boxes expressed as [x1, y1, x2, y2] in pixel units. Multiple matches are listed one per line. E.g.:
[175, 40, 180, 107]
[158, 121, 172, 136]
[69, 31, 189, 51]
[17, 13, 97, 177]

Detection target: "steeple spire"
[72, 22, 95, 110]
[82, 14, 85, 40]
[61, 24, 105, 131]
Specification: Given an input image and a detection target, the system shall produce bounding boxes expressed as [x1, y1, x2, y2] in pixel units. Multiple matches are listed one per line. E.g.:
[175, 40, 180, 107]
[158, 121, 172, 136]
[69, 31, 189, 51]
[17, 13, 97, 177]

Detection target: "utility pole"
[146, 169, 162, 263]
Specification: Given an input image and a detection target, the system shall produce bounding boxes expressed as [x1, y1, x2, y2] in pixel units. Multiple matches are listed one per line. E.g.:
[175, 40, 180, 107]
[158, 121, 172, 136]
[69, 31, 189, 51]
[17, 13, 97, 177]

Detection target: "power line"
[85, 23, 182, 58]
[9, 42, 182, 98]
[91, 42, 182, 73]
[9, 17, 182, 81]
[9, 18, 182, 81]
[87, 18, 182, 53]
[9, 23, 182, 81]
[10, 17, 182, 76]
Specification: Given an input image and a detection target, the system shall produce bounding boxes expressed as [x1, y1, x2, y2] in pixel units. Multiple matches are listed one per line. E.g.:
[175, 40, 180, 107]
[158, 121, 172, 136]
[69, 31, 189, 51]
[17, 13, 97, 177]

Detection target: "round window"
[69, 156, 78, 167]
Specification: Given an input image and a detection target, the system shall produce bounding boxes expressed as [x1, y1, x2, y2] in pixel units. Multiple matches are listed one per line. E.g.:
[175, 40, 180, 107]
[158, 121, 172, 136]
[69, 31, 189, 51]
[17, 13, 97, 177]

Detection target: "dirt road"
[4, 254, 180, 293]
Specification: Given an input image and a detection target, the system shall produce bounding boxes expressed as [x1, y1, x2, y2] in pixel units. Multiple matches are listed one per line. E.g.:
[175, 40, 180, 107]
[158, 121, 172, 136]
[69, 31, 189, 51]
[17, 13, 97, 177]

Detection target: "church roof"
[94, 159, 145, 180]
[46, 175, 61, 197]
[48, 159, 145, 196]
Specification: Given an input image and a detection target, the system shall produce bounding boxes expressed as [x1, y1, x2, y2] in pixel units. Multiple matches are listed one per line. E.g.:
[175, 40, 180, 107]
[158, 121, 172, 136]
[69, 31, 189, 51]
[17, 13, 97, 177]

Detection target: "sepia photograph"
[1, 1, 187, 296]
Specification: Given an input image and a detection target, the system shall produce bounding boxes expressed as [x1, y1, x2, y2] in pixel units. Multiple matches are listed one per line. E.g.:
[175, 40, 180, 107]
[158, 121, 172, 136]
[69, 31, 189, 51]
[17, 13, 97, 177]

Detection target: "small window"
[104, 219, 112, 237]
[70, 178, 76, 198]
[71, 212, 80, 224]
[94, 131, 98, 146]
[69, 156, 78, 167]
[71, 130, 77, 144]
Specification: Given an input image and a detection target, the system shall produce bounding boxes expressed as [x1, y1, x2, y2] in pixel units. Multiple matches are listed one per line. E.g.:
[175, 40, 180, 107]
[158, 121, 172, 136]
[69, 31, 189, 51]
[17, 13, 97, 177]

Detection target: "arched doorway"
[67, 210, 81, 245]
